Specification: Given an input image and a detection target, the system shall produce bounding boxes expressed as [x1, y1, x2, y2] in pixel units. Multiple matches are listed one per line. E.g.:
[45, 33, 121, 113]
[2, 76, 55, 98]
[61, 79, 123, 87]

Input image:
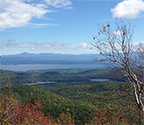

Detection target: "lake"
[24, 79, 110, 86]
[0, 63, 109, 71]
[91, 79, 110, 82]
[24, 81, 56, 85]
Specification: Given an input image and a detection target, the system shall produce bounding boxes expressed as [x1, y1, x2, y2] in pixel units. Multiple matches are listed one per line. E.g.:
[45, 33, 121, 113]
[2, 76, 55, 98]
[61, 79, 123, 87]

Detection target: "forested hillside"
[0, 68, 125, 85]
[0, 68, 140, 124]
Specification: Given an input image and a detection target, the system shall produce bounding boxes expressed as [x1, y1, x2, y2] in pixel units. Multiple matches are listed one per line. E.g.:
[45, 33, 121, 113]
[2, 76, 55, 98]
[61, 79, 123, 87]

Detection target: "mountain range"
[0, 52, 104, 65]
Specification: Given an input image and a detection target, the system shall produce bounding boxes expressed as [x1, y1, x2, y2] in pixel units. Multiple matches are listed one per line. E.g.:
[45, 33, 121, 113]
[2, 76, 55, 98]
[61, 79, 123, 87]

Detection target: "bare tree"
[91, 20, 144, 123]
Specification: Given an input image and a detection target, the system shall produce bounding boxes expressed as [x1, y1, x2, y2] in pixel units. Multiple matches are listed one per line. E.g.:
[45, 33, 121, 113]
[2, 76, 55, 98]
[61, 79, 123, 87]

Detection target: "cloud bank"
[79, 43, 87, 48]
[111, 0, 144, 19]
[0, 0, 72, 30]
[0, 39, 88, 51]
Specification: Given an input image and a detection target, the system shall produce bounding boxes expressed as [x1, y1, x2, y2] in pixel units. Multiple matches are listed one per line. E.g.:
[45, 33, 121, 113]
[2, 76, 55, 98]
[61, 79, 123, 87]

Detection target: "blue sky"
[0, 0, 144, 55]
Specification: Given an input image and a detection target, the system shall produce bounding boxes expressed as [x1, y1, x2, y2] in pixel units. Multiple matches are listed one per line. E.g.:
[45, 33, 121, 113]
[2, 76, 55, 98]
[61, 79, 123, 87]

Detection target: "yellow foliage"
[99, 52, 102, 55]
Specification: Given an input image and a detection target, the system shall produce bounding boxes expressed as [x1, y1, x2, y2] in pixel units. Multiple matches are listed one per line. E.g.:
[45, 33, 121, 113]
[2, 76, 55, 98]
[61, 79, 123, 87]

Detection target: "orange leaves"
[107, 24, 110, 27]
[99, 52, 103, 55]
[103, 27, 106, 32]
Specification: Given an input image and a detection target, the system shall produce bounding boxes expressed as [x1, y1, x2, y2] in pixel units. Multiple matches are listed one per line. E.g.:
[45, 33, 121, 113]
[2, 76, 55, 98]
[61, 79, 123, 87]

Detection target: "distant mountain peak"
[21, 52, 28, 54]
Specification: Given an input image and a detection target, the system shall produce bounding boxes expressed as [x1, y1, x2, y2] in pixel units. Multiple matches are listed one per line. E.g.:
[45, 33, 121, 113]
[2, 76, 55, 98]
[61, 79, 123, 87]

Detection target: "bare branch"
[91, 20, 144, 123]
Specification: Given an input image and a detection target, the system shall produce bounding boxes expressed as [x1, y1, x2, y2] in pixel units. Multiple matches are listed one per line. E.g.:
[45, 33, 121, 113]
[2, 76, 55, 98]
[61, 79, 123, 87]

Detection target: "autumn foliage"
[0, 71, 140, 124]
[1, 94, 128, 125]
[0, 98, 53, 125]
[0, 96, 75, 125]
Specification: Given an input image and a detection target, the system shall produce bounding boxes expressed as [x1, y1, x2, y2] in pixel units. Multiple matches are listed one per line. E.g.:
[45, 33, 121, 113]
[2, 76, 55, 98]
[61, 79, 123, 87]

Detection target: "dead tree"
[91, 20, 144, 124]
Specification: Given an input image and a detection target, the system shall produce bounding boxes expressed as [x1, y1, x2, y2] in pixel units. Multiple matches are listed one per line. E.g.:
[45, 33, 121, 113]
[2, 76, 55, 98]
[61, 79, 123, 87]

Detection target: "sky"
[0, 0, 144, 55]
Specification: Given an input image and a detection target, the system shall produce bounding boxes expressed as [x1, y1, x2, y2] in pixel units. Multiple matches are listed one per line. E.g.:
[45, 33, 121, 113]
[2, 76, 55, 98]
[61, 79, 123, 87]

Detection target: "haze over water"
[0, 63, 108, 72]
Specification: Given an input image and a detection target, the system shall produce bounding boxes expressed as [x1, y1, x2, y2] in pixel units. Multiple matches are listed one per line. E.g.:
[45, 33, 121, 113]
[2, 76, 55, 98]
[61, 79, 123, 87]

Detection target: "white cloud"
[79, 43, 87, 48]
[112, 30, 122, 35]
[0, 0, 72, 30]
[0, 40, 88, 50]
[111, 0, 144, 19]
[44, 0, 72, 8]
[133, 42, 143, 46]
[0, 39, 26, 49]
[0, 0, 50, 29]
[27, 41, 70, 49]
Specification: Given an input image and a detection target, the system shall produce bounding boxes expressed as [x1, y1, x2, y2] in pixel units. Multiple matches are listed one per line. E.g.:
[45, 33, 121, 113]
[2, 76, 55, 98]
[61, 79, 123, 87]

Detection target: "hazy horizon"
[0, 0, 144, 55]
[1, 51, 98, 56]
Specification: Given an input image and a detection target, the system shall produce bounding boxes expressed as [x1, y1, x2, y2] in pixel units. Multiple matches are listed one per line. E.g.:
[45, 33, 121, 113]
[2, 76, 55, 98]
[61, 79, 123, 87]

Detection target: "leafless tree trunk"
[91, 20, 144, 124]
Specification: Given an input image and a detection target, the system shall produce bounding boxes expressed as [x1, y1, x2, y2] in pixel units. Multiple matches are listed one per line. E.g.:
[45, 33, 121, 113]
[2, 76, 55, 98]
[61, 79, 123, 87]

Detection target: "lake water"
[91, 79, 110, 82]
[0, 63, 109, 71]
[24, 81, 56, 85]
[24, 79, 110, 86]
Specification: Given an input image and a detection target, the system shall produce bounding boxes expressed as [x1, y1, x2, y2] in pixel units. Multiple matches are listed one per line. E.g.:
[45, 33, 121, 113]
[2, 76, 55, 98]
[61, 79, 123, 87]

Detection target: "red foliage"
[4, 101, 54, 125]
[119, 115, 124, 119]
[1, 100, 75, 125]
[88, 110, 117, 125]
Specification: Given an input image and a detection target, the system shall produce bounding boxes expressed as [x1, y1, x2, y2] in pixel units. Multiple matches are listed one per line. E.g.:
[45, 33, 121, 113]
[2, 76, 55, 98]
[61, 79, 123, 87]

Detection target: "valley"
[0, 68, 136, 124]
